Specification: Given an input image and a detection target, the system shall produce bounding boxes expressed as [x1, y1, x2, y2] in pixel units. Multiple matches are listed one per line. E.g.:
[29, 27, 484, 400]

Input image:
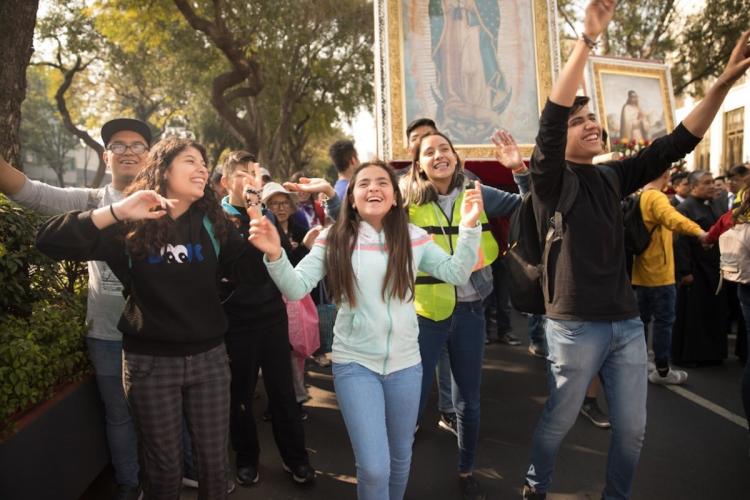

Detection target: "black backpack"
[622, 193, 657, 256]
[507, 168, 579, 314]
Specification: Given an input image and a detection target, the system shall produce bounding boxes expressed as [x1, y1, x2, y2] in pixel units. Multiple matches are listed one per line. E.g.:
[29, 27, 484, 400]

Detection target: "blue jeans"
[436, 347, 456, 414]
[526, 318, 647, 499]
[736, 284, 750, 429]
[528, 314, 547, 347]
[333, 362, 422, 500]
[86, 338, 139, 488]
[635, 285, 676, 369]
[418, 301, 485, 472]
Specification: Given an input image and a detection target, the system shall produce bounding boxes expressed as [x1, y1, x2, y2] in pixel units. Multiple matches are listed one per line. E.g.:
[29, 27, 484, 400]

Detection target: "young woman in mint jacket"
[247, 161, 483, 500]
[401, 131, 529, 499]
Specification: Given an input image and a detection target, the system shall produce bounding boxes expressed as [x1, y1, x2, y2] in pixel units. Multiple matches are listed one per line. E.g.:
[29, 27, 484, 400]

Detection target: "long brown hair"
[123, 137, 230, 259]
[325, 161, 414, 307]
[401, 131, 465, 206]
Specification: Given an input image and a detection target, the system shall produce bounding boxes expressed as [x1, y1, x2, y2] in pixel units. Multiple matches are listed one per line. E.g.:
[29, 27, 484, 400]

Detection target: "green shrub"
[0, 195, 90, 437]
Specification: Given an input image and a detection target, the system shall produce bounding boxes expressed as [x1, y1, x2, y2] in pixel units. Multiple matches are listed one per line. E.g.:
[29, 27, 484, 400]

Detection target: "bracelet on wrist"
[109, 204, 123, 223]
[581, 33, 599, 50]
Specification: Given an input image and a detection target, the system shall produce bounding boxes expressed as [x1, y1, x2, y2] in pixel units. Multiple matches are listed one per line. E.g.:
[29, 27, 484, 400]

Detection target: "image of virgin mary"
[429, 0, 511, 143]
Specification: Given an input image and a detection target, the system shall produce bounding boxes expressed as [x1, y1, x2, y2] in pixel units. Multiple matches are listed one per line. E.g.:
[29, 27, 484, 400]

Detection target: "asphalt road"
[85, 312, 750, 499]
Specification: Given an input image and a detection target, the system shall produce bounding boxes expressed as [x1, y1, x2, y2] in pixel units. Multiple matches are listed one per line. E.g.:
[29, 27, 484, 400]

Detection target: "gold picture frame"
[374, 0, 560, 160]
[585, 56, 675, 148]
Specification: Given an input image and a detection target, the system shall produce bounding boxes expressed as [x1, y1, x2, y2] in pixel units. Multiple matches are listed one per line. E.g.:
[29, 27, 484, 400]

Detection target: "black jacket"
[36, 206, 266, 355]
[530, 100, 701, 321]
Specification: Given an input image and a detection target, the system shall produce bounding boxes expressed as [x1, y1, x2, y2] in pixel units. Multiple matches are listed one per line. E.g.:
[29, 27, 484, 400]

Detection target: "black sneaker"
[580, 400, 611, 429]
[236, 464, 260, 486]
[438, 411, 458, 437]
[282, 462, 316, 484]
[499, 332, 522, 346]
[522, 483, 546, 499]
[459, 475, 486, 500]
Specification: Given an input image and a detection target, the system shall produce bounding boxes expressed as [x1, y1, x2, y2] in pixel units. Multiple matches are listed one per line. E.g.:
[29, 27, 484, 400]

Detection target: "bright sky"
[342, 108, 378, 161]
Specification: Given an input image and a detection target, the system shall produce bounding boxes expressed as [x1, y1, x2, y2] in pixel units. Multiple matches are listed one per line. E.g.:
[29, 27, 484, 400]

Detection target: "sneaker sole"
[437, 419, 459, 437]
[580, 411, 611, 429]
[282, 463, 315, 484]
[236, 473, 259, 486]
[182, 477, 199, 488]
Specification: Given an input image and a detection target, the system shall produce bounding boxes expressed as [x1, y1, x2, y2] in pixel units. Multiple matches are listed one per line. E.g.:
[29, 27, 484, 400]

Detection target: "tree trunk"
[0, 0, 40, 170]
[52, 59, 107, 187]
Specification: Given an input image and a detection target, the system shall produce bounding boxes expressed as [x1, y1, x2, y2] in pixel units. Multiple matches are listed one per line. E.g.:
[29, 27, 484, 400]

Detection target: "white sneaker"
[648, 368, 688, 385]
[647, 361, 656, 372]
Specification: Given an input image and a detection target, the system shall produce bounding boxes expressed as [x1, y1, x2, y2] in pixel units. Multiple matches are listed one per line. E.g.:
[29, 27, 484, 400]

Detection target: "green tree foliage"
[33, 1, 109, 186]
[96, 0, 373, 179]
[676, 0, 750, 96]
[557, 0, 749, 97]
[20, 67, 81, 187]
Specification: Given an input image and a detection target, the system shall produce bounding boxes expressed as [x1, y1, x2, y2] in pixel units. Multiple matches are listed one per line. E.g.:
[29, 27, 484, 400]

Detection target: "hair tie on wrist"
[110, 204, 123, 223]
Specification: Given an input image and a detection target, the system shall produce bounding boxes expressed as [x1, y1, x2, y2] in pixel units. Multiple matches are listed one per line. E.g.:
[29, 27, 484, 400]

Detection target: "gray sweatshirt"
[11, 179, 125, 341]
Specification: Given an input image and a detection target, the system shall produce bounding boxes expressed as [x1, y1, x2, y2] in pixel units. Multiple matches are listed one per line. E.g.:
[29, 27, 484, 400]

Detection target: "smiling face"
[105, 130, 149, 188]
[565, 104, 604, 164]
[164, 146, 209, 203]
[418, 134, 458, 188]
[350, 165, 396, 228]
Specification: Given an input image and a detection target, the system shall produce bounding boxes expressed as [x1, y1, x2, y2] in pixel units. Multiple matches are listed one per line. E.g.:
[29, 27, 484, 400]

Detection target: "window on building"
[724, 107, 744, 169]
[694, 129, 710, 170]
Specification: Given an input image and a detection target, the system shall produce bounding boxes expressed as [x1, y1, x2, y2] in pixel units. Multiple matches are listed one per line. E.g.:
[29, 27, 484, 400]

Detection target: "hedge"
[0, 195, 90, 438]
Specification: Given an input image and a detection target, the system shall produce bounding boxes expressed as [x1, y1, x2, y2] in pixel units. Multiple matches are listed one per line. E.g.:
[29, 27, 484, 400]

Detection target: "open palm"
[491, 130, 523, 170]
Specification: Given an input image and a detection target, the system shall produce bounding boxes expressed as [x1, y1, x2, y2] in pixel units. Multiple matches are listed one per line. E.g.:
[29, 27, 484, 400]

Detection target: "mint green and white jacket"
[265, 221, 481, 375]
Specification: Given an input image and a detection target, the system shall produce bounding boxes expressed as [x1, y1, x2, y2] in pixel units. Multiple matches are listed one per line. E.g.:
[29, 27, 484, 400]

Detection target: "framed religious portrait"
[374, 0, 560, 160]
[584, 56, 675, 148]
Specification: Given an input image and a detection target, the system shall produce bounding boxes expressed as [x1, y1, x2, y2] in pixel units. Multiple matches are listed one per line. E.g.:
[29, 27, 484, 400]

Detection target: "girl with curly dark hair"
[37, 137, 267, 500]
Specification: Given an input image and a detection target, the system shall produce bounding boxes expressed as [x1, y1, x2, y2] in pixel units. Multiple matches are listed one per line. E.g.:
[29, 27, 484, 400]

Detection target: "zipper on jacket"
[379, 231, 394, 374]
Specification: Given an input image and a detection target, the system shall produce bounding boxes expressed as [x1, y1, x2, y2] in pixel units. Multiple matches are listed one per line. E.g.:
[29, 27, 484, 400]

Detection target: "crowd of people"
[2, 1, 750, 500]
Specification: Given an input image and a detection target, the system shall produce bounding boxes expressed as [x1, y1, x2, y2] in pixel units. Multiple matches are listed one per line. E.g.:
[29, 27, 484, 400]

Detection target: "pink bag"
[284, 294, 321, 357]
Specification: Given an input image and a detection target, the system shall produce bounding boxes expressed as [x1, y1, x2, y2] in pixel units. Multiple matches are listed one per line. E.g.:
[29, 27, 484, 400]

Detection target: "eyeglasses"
[267, 200, 292, 209]
[107, 142, 148, 155]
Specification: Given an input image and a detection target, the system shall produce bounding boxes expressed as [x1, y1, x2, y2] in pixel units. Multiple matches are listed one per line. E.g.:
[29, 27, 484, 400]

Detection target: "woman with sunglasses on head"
[248, 161, 483, 500]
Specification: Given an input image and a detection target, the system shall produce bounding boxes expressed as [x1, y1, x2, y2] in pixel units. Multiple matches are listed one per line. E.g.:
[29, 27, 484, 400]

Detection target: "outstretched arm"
[549, 0, 615, 107]
[0, 155, 26, 195]
[682, 31, 750, 138]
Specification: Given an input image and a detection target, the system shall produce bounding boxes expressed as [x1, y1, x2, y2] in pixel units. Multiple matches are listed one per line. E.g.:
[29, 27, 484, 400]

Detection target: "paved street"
[85, 312, 750, 499]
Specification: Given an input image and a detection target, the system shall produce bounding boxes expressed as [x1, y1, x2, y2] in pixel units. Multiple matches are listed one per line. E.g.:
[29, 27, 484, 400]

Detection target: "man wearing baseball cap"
[0, 117, 151, 500]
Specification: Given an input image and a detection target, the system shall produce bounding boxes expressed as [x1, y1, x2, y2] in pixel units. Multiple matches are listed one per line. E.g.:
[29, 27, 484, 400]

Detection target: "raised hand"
[583, 0, 616, 39]
[282, 177, 336, 198]
[460, 181, 485, 228]
[719, 30, 750, 85]
[302, 225, 323, 249]
[491, 130, 524, 171]
[248, 214, 283, 261]
[112, 190, 177, 221]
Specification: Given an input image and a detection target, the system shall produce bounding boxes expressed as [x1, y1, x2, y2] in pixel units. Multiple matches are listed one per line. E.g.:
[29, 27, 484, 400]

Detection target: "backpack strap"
[202, 215, 220, 259]
[550, 167, 580, 238]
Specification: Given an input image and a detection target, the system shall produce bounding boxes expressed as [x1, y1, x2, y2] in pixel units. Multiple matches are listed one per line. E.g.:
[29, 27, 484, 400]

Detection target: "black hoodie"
[36, 206, 266, 355]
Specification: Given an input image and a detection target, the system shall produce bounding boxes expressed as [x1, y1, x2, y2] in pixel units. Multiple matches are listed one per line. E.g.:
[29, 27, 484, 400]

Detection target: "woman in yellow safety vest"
[401, 130, 529, 498]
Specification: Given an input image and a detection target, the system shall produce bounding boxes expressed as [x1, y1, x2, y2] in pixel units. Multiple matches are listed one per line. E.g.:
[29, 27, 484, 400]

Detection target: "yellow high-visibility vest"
[408, 190, 499, 321]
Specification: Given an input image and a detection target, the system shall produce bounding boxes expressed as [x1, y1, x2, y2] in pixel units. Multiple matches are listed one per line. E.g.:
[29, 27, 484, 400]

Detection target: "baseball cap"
[101, 118, 153, 147]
